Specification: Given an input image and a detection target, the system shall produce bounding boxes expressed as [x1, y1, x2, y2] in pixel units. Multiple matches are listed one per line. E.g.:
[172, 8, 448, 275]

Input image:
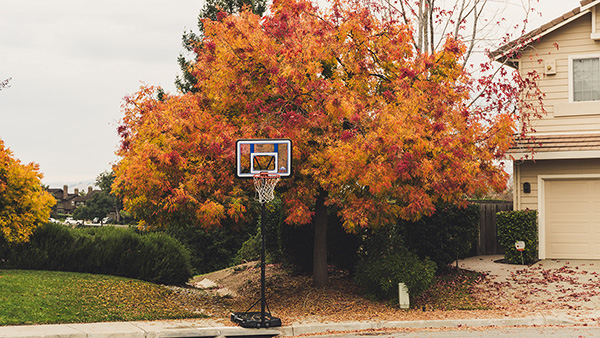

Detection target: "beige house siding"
[502, 2, 600, 259]
[514, 158, 600, 211]
[519, 11, 600, 134]
[595, 5, 600, 33]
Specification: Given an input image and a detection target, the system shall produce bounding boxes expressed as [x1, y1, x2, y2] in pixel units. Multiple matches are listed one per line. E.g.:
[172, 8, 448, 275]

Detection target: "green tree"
[73, 171, 122, 223]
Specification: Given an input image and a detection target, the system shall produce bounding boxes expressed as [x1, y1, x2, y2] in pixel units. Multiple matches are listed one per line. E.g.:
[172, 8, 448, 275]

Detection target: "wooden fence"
[472, 200, 513, 255]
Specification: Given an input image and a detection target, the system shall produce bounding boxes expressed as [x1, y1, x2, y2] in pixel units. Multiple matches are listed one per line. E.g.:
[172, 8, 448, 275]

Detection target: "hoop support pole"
[260, 201, 266, 326]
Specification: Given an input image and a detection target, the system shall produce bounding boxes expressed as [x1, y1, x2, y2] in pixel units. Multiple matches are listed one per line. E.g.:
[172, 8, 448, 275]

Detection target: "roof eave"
[492, 7, 590, 62]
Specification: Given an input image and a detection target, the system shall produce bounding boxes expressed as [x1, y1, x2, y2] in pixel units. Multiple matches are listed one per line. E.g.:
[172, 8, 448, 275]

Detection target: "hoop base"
[231, 312, 282, 328]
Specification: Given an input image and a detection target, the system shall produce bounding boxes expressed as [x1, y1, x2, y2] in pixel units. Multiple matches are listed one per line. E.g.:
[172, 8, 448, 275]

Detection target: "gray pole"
[260, 202, 266, 326]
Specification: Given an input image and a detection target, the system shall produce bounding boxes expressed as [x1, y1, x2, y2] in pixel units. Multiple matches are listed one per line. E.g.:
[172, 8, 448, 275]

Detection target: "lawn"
[0, 269, 204, 326]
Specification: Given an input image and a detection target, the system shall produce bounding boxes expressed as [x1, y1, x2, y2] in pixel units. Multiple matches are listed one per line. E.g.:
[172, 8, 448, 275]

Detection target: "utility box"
[398, 283, 410, 309]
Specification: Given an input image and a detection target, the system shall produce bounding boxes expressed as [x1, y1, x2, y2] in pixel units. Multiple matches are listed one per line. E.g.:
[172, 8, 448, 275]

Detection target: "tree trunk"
[313, 189, 328, 287]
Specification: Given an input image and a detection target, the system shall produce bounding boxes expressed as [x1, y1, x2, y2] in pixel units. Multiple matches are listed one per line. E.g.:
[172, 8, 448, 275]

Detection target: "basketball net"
[253, 172, 280, 204]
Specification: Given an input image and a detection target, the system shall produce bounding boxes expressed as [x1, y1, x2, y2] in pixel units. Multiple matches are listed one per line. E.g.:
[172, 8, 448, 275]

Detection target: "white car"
[64, 217, 82, 225]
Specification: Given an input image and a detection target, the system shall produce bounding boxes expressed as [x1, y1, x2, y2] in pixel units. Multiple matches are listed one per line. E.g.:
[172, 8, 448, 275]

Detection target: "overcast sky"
[0, 0, 572, 188]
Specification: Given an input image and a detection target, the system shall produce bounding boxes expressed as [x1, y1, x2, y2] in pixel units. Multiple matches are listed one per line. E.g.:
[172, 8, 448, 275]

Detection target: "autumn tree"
[0, 139, 56, 243]
[114, 0, 541, 286]
[176, 0, 268, 93]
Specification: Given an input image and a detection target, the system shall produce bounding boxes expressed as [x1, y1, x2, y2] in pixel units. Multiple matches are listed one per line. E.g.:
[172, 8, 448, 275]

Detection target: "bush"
[497, 210, 538, 264]
[354, 248, 436, 301]
[1, 223, 192, 285]
[401, 204, 480, 269]
[234, 229, 261, 263]
[165, 223, 250, 274]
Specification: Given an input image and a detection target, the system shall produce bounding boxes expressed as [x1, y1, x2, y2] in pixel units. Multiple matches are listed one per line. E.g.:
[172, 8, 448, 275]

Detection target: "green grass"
[0, 269, 203, 326]
[413, 269, 490, 311]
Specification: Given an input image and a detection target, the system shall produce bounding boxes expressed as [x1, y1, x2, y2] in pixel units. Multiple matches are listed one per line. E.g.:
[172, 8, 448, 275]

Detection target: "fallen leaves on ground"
[166, 264, 533, 326]
[472, 261, 600, 313]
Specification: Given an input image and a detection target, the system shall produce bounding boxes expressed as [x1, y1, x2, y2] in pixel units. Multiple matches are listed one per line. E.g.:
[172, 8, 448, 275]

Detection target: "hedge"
[497, 210, 538, 264]
[0, 223, 192, 285]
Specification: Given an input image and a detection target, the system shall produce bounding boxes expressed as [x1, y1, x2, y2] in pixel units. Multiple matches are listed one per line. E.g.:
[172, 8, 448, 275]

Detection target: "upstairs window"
[573, 57, 600, 102]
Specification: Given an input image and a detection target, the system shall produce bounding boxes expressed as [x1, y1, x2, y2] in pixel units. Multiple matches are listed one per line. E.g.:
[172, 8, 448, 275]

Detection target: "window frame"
[568, 54, 600, 103]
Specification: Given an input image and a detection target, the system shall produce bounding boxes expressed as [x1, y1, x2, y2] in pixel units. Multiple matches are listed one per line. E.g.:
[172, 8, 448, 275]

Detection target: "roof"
[508, 133, 600, 159]
[492, 1, 596, 61]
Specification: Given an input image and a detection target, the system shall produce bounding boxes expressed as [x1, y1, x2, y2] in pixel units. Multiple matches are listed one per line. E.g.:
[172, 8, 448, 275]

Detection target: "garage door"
[545, 179, 600, 259]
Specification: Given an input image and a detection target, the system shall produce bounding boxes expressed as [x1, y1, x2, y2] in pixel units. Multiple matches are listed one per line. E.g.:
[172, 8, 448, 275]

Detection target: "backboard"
[236, 139, 292, 178]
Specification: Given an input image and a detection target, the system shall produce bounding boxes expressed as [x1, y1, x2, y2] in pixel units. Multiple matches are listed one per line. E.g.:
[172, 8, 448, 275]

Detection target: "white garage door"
[545, 179, 600, 259]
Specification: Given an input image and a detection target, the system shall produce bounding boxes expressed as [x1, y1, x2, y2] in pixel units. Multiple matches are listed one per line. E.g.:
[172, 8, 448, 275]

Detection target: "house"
[494, 0, 600, 260]
[47, 185, 98, 216]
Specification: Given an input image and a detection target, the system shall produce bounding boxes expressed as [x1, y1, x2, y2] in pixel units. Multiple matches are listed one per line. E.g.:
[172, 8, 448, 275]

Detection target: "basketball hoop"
[233, 139, 289, 329]
[253, 172, 280, 204]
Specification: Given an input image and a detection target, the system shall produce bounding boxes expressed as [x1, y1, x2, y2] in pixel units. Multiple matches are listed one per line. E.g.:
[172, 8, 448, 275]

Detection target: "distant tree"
[175, 0, 267, 93]
[73, 171, 122, 223]
[73, 193, 115, 222]
[0, 138, 55, 243]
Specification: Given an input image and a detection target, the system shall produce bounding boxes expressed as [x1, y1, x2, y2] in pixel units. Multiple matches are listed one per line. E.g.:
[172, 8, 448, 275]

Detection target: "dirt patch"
[167, 262, 533, 326]
[192, 261, 265, 292]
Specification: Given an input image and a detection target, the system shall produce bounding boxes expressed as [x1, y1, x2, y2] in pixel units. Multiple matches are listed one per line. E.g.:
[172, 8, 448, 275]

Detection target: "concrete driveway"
[458, 255, 600, 323]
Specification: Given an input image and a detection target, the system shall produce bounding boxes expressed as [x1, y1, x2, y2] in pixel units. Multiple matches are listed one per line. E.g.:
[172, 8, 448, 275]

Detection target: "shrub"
[497, 210, 538, 264]
[165, 223, 250, 274]
[401, 204, 480, 269]
[234, 229, 261, 263]
[354, 248, 436, 301]
[1, 223, 192, 285]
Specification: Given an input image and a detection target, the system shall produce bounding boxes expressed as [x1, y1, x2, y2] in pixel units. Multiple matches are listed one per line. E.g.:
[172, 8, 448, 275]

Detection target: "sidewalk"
[0, 316, 576, 338]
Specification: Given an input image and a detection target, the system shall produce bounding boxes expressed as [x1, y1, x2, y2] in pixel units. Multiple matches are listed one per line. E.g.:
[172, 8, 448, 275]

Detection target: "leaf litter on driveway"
[461, 256, 600, 323]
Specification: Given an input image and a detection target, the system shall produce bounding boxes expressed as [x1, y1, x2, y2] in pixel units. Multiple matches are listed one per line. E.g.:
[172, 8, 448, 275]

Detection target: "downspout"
[515, 161, 521, 210]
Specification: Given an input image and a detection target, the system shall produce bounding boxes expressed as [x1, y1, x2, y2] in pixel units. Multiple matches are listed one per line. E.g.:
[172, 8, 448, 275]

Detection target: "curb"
[0, 317, 576, 338]
[281, 317, 576, 336]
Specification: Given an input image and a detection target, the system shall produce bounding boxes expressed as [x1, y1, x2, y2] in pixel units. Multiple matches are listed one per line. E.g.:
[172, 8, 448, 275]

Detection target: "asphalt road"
[305, 326, 600, 337]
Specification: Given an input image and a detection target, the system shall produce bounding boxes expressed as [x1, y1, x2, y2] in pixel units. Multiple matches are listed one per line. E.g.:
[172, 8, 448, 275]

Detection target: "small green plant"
[354, 248, 436, 302]
[234, 229, 261, 264]
[497, 210, 538, 264]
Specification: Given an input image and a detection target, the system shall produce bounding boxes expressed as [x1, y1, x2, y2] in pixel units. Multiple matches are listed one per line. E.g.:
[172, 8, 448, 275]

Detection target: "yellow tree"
[0, 139, 56, 243]
[114, 0, 539, 286]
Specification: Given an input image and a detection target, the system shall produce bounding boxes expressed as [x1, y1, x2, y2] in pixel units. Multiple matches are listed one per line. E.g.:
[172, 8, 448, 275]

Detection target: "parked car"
[64, 217, 82, 226]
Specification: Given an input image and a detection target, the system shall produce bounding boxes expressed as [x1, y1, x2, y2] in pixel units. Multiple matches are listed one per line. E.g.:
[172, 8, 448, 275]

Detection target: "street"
[305, 326, 600, 337]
